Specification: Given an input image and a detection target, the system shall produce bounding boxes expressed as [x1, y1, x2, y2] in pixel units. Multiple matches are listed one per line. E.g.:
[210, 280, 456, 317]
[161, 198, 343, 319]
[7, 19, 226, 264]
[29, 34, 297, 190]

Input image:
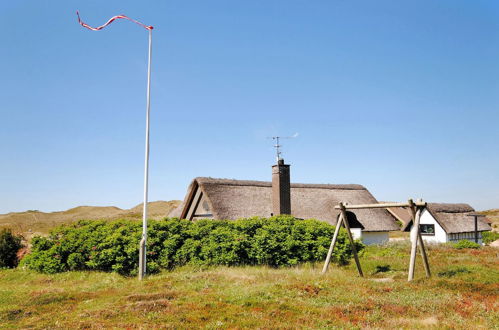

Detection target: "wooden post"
[339, 203, 363, 277]
[417, 220, 431, 278]
[322, 213, 344, 273]
[474, 215, 478, 244]
[416, 225, 430, 277]
[408, 199, 431, 278]
[408, 204, 423, 281]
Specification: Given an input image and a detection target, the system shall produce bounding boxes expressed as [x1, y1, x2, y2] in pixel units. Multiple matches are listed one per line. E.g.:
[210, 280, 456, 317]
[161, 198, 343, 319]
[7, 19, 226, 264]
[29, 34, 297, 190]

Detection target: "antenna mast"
[272, 136, 282, 162]
[268, 133, 298, 163]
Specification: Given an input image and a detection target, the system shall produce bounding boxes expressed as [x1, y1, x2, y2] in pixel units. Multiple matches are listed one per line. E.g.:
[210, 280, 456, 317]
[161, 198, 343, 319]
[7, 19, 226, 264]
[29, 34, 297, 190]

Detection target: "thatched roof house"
[396, 203, 491, 244]
[169, 177, 400, 245]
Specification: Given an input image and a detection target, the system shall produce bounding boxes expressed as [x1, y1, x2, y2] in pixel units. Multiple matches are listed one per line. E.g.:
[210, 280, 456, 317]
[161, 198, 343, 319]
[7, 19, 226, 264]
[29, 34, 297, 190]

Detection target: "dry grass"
[0, 201, 181, 239]
[1, 243, 497, 328]
[480, 209, 499, 232]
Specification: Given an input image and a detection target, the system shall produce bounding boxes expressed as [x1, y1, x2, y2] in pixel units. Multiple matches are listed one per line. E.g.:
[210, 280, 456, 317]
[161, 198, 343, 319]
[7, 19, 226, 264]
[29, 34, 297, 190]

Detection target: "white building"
[398, 203, 491, 244]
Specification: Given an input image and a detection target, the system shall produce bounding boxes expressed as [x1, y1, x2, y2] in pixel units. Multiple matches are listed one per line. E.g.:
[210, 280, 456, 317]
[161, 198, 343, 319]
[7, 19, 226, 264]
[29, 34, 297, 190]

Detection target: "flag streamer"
[76, 11, 153, 31]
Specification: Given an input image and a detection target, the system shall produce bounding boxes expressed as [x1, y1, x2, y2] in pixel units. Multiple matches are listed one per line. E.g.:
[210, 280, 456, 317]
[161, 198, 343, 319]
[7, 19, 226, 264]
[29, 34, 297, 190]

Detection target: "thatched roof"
[401, 203, 492, 233]
[386, 206, 412, 227]
[169, 177, 400, 232]
[427, 203, 475, 213]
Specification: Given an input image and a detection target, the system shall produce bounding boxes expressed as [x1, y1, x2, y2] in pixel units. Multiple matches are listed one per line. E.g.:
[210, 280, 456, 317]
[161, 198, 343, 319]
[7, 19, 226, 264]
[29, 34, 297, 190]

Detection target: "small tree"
[0, 229, 23, 268]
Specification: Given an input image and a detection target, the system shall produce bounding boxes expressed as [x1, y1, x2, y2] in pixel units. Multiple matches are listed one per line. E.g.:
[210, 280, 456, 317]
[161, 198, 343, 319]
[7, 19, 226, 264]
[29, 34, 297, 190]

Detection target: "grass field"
[1, 243, 497, 328]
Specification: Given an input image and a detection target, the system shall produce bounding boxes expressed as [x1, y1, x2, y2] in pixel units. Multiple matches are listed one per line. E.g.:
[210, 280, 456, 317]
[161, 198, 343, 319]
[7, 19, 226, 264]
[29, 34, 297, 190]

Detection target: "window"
[420, 224, 435, 236]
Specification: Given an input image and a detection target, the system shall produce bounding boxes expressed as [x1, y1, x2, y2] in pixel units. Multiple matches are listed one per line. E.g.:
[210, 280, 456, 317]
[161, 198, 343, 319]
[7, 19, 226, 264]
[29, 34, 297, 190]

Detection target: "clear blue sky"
[1, 0, 498, 213]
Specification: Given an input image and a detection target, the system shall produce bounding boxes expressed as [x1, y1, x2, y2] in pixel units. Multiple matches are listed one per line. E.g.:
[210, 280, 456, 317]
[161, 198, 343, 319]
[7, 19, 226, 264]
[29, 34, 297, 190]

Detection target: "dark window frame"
[420, 224, 435, 236]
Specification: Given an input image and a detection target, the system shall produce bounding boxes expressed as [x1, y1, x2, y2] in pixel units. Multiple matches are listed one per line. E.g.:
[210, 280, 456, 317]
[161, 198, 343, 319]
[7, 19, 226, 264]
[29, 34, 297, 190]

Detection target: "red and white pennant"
[76, 11, 153, 31]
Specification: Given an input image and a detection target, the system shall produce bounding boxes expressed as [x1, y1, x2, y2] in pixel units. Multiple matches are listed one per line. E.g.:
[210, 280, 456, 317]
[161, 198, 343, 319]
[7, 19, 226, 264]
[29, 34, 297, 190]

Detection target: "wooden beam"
[190, 191, 203, 221]
[180, 181, 199, 219]
[339, 203, 363, 277]
[418, 230, 431, 278]
[474, 215, 478, 244]
[335, 201, 426, 210]
[322, 214, 344, 274]
[186, 190, 203, 221]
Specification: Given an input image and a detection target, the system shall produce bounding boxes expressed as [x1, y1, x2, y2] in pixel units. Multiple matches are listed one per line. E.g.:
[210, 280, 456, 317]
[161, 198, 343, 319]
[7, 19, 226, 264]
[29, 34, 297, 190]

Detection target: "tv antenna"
[268, 133, 298, 163]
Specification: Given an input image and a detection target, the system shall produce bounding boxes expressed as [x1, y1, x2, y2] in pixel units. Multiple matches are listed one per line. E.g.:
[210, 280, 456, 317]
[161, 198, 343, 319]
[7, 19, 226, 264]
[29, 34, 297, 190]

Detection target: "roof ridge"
[194, 177, 366, 190]
[428, 203, 474, 213]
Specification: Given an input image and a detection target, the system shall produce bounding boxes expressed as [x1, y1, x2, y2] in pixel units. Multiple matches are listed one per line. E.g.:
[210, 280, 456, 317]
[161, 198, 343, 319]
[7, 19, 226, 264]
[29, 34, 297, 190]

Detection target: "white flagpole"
[139, 29, 152, 280]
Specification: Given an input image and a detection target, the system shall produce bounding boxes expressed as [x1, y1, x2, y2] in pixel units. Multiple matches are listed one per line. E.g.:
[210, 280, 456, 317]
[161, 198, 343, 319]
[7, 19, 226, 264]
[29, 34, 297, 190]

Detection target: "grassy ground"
[1, 243, 498, 329]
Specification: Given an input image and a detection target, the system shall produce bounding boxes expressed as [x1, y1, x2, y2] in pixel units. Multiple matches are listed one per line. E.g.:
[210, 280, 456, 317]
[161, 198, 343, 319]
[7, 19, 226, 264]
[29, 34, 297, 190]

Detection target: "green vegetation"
[0, 229, 23, 268]
[452, 240, 481, 249]
[482, 231, 499, 245]
[2, 243, 497, 328]
[21, 216, 363, 275]
[437, 266, 471, 278]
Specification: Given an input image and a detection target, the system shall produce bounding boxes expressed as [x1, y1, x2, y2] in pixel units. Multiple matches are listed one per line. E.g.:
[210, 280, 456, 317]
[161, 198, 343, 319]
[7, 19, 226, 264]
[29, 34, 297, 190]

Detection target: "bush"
[452, 239, 481, 249]
[482, 231, 499, 245]
[21, 216, 364, 275]
[0, 229, 23, 268]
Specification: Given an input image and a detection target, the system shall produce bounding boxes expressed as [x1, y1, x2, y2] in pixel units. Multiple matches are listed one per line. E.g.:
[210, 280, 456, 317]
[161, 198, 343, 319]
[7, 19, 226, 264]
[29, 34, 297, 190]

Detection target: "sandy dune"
[0, 200, 181, 237]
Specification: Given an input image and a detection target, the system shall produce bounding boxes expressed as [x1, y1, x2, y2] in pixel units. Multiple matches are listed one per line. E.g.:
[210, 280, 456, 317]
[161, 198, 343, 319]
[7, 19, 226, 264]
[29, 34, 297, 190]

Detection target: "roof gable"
[402, 203, 492, 234]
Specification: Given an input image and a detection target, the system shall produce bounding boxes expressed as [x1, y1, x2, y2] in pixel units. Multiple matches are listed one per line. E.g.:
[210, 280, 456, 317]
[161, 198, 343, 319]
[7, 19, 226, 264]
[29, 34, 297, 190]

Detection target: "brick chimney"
[272, 159, 291, 215]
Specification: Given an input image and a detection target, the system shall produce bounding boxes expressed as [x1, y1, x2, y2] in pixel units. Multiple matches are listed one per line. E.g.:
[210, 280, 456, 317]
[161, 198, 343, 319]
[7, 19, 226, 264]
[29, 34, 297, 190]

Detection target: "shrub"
[452, 240, 481, 249]
[0, 229, 23, 268]
[21, 216, 364, 275]
[482, 231, 499, 245]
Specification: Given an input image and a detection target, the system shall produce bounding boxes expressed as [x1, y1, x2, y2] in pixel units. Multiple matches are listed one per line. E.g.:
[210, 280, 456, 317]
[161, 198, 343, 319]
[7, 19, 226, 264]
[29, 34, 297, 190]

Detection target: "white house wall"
[361, 231, 389, 245]
[351, 228, 362, 241]
[412, 209, 447, 243]
[352, 228, 389, 245]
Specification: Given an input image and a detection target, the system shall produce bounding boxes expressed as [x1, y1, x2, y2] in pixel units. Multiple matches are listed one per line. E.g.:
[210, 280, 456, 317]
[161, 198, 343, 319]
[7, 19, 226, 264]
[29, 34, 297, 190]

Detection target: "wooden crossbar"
[334, 202, 426, 210]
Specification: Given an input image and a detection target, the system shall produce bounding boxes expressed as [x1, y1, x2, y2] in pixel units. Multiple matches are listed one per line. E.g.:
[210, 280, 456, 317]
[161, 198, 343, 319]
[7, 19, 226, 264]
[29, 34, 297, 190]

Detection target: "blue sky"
[1, 0, 498, 213]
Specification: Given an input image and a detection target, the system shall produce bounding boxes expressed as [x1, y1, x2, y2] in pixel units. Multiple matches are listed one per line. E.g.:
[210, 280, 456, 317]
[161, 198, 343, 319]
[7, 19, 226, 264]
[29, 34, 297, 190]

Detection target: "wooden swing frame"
[321, 199, 431, 281]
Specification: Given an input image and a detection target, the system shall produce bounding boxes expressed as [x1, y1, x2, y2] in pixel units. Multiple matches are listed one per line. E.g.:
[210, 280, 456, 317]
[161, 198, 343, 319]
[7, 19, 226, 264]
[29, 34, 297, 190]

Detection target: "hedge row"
[21, 216, 363, 275]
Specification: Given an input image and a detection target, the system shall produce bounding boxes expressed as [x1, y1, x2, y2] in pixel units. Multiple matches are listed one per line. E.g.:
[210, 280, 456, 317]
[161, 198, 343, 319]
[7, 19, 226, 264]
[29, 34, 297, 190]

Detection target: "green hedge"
[20, 216, 363, 275]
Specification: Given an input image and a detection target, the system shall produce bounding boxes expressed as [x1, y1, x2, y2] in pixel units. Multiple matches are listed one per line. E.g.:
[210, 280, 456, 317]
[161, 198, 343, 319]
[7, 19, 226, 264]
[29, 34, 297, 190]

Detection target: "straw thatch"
[427, 203, 474, 213]
[386, 206, 412, 227]
[169, 177, 400, 232]
[401, 203, 492, 233]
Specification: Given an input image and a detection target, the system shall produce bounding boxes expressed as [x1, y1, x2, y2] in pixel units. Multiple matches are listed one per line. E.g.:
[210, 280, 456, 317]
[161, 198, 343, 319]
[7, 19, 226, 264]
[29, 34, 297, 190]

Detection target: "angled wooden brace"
[322, 202, 363, 277]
